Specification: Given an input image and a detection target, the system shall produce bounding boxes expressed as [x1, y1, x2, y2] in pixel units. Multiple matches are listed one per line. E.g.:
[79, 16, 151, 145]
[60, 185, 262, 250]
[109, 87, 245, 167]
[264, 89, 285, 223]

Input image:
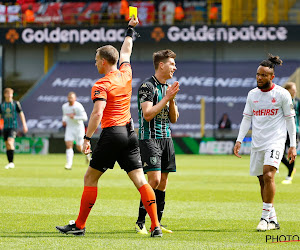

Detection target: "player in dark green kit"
[135, 49, 179, 234]
[0, 88, 28, 169]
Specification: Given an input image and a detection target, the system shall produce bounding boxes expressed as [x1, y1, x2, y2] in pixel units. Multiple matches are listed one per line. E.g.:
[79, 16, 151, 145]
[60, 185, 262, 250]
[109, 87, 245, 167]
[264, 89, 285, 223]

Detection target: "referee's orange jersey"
[91, 62, 132, 129]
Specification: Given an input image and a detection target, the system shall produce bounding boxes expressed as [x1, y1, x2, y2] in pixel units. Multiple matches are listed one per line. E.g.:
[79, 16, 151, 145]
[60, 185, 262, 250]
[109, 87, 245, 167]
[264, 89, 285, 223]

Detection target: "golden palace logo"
[6, 29, 19, 43]
[151, 27, 165, 42]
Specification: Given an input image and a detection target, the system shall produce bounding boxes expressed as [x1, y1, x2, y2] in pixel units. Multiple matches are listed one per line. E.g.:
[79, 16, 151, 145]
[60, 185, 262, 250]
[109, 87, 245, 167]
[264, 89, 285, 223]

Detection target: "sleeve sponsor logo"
[291, 104, 294, 111]
[94, 90, 100, 96]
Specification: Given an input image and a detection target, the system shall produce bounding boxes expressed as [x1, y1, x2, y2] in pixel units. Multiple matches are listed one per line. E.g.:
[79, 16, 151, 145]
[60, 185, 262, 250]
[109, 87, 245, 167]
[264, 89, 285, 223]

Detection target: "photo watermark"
[266, 235, 300, 243]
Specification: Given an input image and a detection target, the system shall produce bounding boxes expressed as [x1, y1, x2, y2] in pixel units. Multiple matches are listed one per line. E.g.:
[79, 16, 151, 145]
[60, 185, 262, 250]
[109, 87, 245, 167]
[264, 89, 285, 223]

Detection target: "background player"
[62, 92, 88, 170]
[233, 54, 297, 231]
[281, 82, 299, 184]
[0, 88, 28, 169]
[135, 49, 179, 234]
[56, 16, 162, 237]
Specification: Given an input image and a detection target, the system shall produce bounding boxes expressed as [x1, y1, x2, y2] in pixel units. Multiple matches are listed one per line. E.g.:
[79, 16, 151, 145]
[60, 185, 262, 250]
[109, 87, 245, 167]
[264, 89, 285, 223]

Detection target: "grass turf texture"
[0, 154, 300, 249]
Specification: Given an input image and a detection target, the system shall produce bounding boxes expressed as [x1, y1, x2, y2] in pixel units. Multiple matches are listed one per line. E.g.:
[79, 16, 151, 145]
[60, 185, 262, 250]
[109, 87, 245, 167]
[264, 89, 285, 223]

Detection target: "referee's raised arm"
[119, 15, 139, 66]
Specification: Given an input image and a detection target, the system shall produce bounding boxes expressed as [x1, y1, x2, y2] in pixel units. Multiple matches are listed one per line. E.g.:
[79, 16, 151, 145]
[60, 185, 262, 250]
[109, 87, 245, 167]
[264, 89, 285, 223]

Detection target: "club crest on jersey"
[150, 156, 157, 165]
[271, 97, 276, 104]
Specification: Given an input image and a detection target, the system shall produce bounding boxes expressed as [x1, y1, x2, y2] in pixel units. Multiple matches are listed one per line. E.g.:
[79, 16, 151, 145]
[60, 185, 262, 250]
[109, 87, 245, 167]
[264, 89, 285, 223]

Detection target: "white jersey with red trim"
[243, 84, 295, 151]
[62, 101, 88, 129]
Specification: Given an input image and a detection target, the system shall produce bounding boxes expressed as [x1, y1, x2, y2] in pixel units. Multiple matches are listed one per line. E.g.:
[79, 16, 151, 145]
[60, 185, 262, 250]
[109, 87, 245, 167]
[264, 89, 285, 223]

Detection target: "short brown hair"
[68, 91, 76, 97]
[4, 88, 13, 94]
[283, 82, 296, 90]
[153, 49, 176, 70]
[96, 45, 119, 65]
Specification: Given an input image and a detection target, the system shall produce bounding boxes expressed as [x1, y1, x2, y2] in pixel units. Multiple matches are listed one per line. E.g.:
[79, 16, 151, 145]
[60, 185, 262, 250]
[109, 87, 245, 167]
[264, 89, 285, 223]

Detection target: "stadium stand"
[0, 0, 298, 27]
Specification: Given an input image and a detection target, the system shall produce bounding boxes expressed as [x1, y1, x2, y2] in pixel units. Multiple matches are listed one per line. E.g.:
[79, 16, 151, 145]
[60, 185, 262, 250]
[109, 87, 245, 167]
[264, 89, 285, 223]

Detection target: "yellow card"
[129, 6, 137, 18]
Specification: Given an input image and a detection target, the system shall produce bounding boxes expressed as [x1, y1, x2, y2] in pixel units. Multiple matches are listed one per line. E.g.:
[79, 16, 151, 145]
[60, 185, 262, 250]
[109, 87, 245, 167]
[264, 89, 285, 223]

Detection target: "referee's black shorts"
[90, 124, 142, 173]
[139, 138, 176, 173]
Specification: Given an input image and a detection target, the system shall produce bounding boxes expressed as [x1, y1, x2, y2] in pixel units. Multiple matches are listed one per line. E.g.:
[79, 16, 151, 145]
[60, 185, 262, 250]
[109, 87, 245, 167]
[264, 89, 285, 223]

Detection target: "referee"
[0, 88, 28, 169]
[56, 16, 162, 237]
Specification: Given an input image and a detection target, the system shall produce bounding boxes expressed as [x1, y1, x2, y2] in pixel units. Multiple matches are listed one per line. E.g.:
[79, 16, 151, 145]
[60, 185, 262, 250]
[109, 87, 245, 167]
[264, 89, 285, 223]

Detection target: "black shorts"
[139, 138, 176, 173]
[3, 128, 17, 141]
[90, 124, 142, 173]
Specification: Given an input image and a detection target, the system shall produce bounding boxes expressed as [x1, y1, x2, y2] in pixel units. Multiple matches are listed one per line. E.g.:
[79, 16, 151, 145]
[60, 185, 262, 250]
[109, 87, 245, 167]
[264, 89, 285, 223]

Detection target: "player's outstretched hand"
[82, 140, 92, 155]
[233, 141, 241, 158]
[166, 81, 180, 101]
[128, 15, 139, 28]
[288, 146, 297, 164]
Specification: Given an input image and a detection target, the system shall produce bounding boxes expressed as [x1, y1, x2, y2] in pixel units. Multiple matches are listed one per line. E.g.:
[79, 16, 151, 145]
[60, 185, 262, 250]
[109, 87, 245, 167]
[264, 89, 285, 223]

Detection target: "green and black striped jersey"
[138, 76, 176, 139]
[0, 101, 22, 129]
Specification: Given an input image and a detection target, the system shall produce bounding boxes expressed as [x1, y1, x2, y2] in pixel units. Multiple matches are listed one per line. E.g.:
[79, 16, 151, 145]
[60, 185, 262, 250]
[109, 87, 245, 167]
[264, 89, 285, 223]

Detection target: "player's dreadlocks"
[260, 54, 283, 73]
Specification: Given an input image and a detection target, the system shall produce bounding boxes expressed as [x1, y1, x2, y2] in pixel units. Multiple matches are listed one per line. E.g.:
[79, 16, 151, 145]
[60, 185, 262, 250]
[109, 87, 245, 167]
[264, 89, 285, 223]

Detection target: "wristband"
[125, 27, 134, 38]
[125, 25, 140, 38]
[84, 135, 91, 141]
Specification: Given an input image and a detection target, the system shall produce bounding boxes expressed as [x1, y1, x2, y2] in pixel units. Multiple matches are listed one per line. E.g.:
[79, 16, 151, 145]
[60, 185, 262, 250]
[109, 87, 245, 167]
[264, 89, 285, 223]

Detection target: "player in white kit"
[233, 54, 297, 231]
[62, 92, 88, 170]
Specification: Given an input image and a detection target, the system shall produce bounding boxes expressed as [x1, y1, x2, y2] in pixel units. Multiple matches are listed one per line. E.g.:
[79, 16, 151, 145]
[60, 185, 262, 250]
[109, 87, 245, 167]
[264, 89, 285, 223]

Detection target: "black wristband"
[125, 27, 134, 38]
[84, 135, 91, 141]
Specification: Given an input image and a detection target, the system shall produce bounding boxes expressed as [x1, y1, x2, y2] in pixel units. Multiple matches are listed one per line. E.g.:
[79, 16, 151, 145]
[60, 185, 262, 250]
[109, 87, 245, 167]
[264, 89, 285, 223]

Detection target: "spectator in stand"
[120, 0, 129, 21]
[174, 2, 184, 24]
[159, 1, 175, 25]
[218, 113, 231, 130]
[208, 3, 218, 25]
[24, 4, 34, 23]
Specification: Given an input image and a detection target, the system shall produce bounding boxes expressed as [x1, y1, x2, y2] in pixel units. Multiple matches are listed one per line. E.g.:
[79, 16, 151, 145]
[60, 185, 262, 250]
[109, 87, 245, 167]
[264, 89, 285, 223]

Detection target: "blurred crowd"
[0, 0, 220, 26]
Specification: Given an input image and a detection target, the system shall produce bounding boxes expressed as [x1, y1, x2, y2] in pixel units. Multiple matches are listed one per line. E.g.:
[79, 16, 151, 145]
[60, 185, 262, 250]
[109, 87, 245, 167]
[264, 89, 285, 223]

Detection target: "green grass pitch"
[0, 154, 300, 249]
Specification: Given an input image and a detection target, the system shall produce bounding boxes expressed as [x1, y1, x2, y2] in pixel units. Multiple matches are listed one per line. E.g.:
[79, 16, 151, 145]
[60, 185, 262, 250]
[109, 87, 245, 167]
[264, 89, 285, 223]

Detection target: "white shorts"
[250, 147, 284, 176]
[65, 126, 85, 145]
